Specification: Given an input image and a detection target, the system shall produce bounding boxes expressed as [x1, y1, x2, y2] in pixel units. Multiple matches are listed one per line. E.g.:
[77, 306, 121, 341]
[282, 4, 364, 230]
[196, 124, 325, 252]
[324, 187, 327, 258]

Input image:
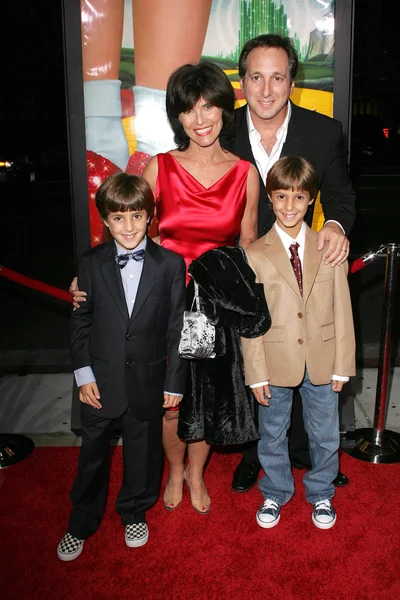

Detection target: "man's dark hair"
[239, 34, 298, 82]
[96, 173, 155, 221]
[266, 156, 318, 200]
[166, 61, 236, 151]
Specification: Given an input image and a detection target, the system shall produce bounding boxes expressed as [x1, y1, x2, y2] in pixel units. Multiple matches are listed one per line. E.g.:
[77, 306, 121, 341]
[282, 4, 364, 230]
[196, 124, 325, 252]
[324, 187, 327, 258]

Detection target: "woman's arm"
[142, 155, 159, 193]
[143, 155, 160, 240]
[239, 164, 259, 249]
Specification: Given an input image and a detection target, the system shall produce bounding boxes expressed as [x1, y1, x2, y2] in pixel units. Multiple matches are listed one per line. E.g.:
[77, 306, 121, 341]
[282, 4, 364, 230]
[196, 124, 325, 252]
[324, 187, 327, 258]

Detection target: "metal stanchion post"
[348, 242, 400, 463]
[0, 433, 34, 469]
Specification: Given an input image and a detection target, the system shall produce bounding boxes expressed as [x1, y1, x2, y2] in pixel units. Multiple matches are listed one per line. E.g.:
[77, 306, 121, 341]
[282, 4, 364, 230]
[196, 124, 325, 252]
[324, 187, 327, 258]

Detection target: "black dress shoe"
[290, 459, 311, 471]
[231, 458, 260, 492]
[291, 460, 350, 488]
[333, 472, 349, 487]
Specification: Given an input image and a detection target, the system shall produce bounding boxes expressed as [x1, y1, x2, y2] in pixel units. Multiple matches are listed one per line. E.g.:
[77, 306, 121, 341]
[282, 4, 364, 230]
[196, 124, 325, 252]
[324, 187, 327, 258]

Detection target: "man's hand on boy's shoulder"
[163, 393, 183, 409]
[252, 384, 271, 407]
[79, 382, 102, 409]
[317, 222, 350, 267]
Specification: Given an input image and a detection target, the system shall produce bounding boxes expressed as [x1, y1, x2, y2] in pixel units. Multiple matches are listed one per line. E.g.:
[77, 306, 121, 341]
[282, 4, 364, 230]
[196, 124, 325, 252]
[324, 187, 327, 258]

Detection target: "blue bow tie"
[115, 249, 145, 269]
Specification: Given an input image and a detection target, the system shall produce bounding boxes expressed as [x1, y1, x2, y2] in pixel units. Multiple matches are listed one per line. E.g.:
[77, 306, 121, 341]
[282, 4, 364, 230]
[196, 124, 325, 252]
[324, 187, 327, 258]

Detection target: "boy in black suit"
[58, 173, 187, 561]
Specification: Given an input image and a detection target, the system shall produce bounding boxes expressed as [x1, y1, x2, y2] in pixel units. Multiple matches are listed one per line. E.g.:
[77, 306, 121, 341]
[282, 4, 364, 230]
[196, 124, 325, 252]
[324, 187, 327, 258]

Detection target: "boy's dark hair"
[166, 61, 235, 151]
[95, 173, 155, 221]
[266, 156, 319, 200]
[238, 34, 298, 83]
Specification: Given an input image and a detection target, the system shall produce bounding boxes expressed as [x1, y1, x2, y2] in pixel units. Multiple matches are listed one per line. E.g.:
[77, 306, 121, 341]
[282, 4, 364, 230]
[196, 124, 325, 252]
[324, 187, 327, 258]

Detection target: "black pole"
[0, 434, 34, 469]
[348, 243, 400, 463]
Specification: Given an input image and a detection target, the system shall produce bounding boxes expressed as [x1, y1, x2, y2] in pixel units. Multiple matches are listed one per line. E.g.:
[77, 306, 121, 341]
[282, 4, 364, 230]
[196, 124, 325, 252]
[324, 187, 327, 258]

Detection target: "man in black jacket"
[231, 34, 355, 493]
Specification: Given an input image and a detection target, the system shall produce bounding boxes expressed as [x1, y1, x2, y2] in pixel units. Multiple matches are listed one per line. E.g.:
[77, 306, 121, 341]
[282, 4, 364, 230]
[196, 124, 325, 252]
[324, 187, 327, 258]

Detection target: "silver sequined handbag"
[178, 282, 216, 360]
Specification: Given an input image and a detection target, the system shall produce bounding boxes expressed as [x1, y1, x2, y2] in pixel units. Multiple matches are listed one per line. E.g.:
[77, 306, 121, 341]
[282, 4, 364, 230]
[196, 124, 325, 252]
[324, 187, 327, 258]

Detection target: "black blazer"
[70, 237, 187, 420]
[232, 101, 356, 238]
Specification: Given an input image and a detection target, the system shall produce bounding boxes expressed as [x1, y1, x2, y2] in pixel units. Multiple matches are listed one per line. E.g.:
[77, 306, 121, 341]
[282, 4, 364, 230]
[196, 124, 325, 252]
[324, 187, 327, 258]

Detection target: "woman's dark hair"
[239, 34, 298, 83]
[266, 156, 318, 200]
[96, 173, 155, 220]
[166, 61, 236, 151]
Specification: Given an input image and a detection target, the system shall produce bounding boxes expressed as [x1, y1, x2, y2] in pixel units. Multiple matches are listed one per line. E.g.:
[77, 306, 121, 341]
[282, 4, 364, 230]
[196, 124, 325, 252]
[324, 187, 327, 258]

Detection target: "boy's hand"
[331, 380, 345, 393]
[252, 384, 271, 406]
[163, 393, 182, 409]
[69, 277, 87, 310]
[79, 383, 102, 409]
[317, 222, 349, 266]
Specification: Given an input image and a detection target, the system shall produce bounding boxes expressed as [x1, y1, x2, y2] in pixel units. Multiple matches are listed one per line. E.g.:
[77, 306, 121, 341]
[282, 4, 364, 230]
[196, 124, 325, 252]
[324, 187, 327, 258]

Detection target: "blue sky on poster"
[122, 0, 332, 56]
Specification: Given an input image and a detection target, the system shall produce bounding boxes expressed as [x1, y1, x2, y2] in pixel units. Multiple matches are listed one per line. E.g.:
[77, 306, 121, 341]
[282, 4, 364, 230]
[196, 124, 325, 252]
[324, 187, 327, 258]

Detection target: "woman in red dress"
[143, 62, 259, 514]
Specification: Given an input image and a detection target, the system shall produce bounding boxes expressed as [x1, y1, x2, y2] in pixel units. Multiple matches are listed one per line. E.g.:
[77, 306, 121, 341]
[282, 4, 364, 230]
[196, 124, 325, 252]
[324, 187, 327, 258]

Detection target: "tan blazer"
[241, 224, 356, 387]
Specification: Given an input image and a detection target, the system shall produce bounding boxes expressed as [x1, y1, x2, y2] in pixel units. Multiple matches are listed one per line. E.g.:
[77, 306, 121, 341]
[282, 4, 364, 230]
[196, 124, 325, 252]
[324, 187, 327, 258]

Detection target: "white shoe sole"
[312, 514, 337, 529]
[125, 531, 149, 548]
[256, 513, 281, 529]
[57, 542, 84, 562]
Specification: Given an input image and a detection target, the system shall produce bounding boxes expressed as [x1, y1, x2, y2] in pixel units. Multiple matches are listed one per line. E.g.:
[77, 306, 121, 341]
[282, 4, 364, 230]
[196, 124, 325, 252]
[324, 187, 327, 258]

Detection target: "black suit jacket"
[70, 237, 187, 420]
[232, 101, 356, 238]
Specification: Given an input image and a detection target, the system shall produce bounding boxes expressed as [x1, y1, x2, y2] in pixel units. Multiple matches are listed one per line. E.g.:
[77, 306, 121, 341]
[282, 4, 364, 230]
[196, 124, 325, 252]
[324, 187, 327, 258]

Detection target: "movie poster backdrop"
[79, 0, 339, 245]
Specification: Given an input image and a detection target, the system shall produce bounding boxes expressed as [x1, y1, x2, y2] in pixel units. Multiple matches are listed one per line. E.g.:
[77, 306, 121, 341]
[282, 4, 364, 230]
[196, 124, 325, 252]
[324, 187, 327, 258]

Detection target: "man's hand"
[79, 382, 102, 409]
[252, 384, 271, 406]
[317, 222, 349, 267]
[163, 393, 182, 409]
[331, 380, 345, 393]
[69, 277, 87, 310]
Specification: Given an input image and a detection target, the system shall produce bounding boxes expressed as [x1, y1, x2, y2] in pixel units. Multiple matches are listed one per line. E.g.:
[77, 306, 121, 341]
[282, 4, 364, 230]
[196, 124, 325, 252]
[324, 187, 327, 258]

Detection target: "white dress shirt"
[250, 221, 348, 387]
[246, 103, 344, 233]
[275, 221, 306, 263]
[247, 102, 291, 186]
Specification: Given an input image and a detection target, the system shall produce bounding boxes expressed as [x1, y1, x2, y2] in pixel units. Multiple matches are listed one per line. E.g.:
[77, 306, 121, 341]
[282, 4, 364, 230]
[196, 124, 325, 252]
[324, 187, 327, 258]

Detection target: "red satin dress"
[155, 153, 250, 283]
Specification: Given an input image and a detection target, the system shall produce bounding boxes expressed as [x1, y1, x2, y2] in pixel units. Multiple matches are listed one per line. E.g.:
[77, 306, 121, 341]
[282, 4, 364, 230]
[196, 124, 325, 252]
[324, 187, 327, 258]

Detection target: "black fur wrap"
[177, 246, 271, 445]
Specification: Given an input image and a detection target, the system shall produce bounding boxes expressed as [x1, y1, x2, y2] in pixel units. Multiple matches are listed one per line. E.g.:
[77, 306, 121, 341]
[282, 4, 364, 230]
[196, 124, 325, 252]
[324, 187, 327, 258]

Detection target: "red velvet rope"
[348, 247, 385, 275]
[0, 266, 71, 303]
[0, 248, 384, 304]
[349, 256, 368, 275]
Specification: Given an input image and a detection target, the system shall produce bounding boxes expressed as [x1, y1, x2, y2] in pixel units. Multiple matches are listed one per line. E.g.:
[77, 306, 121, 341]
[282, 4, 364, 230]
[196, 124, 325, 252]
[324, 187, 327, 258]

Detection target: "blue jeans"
[257, 370, 339, 505]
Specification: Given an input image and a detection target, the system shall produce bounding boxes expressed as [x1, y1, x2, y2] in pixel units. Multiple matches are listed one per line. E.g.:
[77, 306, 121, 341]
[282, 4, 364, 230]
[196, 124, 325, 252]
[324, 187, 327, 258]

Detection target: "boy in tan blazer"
[241, 156, 355, 530]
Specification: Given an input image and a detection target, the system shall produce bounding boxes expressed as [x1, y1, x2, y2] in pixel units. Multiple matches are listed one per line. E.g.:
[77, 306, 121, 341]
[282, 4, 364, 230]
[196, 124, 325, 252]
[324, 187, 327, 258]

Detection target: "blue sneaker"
[312, 499, 337, 529]
[256, 499, 281, 528]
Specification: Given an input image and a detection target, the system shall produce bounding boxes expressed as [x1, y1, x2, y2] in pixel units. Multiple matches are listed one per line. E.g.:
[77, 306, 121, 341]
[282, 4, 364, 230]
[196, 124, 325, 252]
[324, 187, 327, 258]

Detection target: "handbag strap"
[190, 281, 201, 312]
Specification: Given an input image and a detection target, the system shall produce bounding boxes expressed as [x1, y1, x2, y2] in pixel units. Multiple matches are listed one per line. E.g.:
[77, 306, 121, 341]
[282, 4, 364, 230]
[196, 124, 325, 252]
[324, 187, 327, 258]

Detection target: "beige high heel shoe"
[163, 479, 184, 511]
[183, 468, 211, 514]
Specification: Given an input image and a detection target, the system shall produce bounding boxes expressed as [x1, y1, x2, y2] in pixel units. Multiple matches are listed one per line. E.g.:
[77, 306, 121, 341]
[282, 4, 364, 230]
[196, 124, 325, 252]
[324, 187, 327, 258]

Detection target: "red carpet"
[1, 448, 400, 600]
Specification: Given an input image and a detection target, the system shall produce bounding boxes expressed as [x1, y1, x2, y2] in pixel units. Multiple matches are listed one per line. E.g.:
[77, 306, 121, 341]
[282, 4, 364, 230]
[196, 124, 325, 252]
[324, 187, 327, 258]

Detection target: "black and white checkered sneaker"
[57, 532, 85, 562]
[125, 523, 149, 548]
